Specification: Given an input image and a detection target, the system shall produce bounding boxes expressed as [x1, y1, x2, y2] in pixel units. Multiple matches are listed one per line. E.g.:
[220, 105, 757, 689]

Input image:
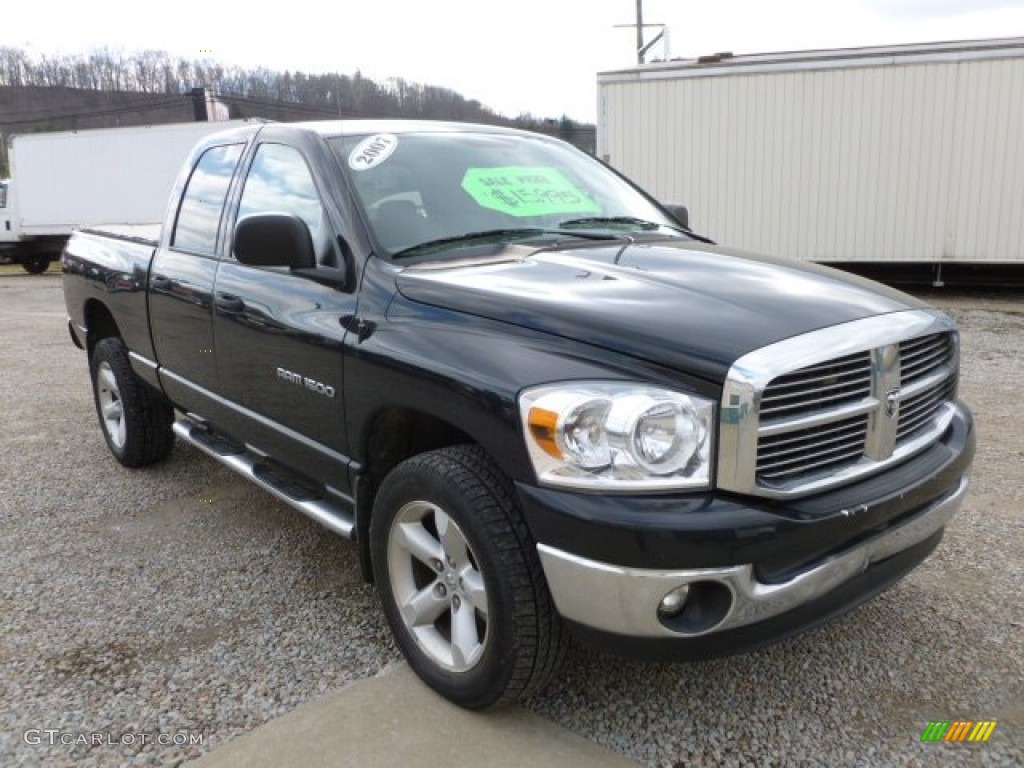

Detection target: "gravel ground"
[1, 273, 1021, 767]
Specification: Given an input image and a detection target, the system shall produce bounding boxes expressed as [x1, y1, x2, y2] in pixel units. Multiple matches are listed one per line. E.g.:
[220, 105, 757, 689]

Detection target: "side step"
[173, 419, 356, 538]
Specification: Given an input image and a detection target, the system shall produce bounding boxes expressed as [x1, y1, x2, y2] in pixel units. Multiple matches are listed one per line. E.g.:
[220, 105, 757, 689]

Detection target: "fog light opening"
[657, 579, 734, 636]
[658, 585, 691, 618]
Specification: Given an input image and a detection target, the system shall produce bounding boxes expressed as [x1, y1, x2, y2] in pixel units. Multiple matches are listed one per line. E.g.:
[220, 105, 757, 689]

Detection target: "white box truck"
[0, 120, 262, 273]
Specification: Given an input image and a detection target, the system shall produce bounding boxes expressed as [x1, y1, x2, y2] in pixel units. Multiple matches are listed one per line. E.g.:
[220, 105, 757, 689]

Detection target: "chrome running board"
[173, 418, 355, 538]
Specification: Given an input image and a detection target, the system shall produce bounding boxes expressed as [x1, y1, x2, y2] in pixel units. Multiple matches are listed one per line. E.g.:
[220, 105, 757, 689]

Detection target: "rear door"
[150, 142, 245, 411]
[211, 133, 358, 482]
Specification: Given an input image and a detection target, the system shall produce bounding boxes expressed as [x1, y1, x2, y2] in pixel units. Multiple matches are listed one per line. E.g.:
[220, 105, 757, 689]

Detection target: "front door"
[212, 140, 358, 484]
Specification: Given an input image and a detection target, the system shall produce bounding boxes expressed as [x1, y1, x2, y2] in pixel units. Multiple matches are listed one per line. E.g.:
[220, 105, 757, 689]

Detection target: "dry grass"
[0, 260, 59, 275]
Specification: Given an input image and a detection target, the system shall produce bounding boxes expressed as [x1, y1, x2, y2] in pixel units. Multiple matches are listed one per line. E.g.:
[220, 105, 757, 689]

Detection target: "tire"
[89, 337, 175, 467]
[370, 445, 567, 709]
[21, 254, 50, 274]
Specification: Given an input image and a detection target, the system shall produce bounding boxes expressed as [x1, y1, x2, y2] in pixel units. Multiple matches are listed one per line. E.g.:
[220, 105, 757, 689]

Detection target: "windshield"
[330, 131, 685, 258]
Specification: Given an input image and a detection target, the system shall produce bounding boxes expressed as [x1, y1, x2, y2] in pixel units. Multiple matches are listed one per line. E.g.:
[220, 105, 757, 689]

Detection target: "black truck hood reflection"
[394, 239, 927, 383]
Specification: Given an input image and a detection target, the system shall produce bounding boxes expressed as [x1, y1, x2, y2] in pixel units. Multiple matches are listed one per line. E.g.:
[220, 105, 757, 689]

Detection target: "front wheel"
[90, 337, 174, 467]
[370, 445, 567, 709]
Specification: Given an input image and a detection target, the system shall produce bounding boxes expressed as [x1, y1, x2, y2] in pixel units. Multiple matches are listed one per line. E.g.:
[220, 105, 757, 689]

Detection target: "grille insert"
[760, 352, 872, 418]
[900, 333, 954, 385]
[899, 377, 957, 440]
[757, 414, 869, 481]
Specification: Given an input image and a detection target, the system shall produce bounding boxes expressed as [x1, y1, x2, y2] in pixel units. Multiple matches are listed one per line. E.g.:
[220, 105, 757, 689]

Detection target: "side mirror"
[234, 213, 316, 269]
[663, 204, 689, 230]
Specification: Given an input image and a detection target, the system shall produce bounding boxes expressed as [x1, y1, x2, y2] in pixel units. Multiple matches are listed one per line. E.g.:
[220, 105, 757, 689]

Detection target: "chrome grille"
[719, 311, 960, 499]
[754, 332, 956, 488]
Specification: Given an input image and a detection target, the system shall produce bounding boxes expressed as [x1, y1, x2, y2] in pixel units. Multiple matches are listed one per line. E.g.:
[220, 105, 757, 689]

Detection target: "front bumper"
[520, 403, 974, 656]
[538, 475, 966, 640]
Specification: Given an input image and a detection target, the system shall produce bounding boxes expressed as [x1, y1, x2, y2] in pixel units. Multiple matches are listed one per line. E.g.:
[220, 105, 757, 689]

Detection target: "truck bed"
[63, 225, 161, 365]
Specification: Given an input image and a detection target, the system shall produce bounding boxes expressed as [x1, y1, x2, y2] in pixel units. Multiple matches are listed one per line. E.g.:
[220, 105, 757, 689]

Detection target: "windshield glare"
[331, 131, 682, 257]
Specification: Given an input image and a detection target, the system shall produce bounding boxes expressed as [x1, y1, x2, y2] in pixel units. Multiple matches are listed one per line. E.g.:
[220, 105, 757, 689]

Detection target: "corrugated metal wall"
[599, 54, 1024, 263]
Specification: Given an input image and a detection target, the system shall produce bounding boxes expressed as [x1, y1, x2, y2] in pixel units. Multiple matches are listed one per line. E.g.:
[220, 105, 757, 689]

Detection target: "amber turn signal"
[528, 407, 562, 458]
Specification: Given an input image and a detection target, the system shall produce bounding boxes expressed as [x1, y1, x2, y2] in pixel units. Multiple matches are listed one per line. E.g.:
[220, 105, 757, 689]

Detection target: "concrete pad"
[187, 662, 638, 768]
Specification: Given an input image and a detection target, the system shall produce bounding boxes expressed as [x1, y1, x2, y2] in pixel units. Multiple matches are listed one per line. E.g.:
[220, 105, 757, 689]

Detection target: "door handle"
[215, 293, 245, 313]
[151, 274, 172, 291]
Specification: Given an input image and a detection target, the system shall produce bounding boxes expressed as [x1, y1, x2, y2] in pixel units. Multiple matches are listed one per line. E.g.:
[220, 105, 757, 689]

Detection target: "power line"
[0, 91, 182, 120]
[216, 91, 428, 121]
[215, 92, 362, 118]
[219, 94, 594, 141]
[614, 0, 667, 64]
[0, 96, 188, 127]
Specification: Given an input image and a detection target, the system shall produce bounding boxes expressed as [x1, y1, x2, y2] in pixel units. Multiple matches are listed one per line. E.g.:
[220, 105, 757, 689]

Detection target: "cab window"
[172, 144, 244, 255]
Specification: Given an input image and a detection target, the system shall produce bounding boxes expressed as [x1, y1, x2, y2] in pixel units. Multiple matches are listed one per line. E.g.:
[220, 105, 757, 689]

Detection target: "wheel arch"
[355, 406, 481, 582]
[83, 299, 122, 356]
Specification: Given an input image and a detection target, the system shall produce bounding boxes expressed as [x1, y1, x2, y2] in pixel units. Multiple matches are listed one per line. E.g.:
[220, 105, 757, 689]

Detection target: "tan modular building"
[597, 38, 1024, 269]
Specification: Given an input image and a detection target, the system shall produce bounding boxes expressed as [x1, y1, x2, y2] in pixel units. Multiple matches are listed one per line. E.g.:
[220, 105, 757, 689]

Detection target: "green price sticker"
[461, 166, 600, 217]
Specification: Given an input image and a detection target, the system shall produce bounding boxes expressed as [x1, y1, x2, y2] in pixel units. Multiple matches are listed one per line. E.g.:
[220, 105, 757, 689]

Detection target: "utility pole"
[615, 1, 667, 65]
[636, 0, 644, 65]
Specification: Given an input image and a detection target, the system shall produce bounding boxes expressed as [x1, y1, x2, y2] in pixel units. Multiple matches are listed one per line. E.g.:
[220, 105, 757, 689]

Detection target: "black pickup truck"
[62, 120, 974, 709]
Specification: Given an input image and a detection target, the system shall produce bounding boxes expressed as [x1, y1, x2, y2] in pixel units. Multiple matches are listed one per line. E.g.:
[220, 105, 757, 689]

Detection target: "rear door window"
[172, 144, 244, 255]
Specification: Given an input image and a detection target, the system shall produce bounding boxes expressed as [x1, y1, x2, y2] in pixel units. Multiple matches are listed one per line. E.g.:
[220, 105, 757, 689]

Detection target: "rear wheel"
[370, 445, 567, 709]
[20, 253, 50, 274]
[89, 337, 174, 467]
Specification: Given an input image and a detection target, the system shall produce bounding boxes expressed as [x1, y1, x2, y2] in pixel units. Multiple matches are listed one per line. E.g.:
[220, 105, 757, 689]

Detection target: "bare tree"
[0, 44, 596, 163]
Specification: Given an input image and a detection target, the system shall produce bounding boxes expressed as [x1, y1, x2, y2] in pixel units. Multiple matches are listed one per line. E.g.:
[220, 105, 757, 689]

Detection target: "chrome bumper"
[537, 476, 968, 638]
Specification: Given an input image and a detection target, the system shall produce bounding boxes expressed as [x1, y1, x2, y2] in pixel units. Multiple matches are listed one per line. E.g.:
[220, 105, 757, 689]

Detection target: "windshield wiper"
[557, 216, 663, 231]
[558, 215, 715, 244]
[392, 227, 619, 258]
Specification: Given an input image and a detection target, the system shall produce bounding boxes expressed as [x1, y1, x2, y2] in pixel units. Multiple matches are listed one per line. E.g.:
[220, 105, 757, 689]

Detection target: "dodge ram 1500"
[62, 120, 974, 709]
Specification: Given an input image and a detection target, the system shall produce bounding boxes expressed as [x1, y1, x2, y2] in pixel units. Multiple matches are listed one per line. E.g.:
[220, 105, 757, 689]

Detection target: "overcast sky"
[6, 1, 1024, 121]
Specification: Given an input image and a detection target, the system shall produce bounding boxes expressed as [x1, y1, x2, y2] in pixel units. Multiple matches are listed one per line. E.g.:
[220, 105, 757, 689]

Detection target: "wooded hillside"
[0, 47, 595, 177]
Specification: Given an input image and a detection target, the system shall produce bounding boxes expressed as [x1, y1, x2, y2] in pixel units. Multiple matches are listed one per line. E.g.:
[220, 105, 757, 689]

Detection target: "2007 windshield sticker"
[461, 167, 600, 217]
[348, 134, 398, 171]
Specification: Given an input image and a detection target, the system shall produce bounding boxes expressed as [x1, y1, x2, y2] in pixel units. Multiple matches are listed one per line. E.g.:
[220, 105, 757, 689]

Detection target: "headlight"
[519, 382, 713, 491]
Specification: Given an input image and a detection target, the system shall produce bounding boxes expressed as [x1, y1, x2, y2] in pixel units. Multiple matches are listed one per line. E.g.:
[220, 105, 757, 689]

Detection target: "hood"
[395, 239, 927, 383]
